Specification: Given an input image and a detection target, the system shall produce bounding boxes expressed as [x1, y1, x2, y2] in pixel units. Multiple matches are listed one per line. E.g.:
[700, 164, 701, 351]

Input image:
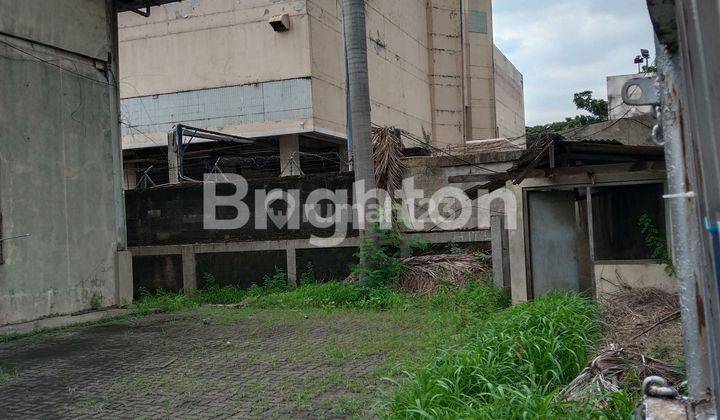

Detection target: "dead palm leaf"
[372, 126, 406, 199]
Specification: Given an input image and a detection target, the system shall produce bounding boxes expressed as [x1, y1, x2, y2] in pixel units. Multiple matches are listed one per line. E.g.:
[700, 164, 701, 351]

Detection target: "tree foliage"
[525, 90, 609, 148]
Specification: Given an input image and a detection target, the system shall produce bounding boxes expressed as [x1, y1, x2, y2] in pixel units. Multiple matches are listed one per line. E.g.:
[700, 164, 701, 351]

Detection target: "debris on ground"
[395, 253, 490, 293]
[560, 349, 683, 402]
[346, 252, 490, 294]
[561, 285, 688, 406]
[601, 286, 684, 362]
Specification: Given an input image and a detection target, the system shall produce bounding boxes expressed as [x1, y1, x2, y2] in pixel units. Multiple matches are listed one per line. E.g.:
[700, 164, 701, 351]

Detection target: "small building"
[484, 136, 672, 303]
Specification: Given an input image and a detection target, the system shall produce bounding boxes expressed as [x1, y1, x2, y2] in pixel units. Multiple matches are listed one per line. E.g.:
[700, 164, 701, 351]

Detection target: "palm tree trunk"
[342, 0, 378, 280]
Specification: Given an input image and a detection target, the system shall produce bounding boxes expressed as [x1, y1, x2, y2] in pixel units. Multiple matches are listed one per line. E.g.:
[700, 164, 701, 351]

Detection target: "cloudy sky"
[493, 0, 655, 126]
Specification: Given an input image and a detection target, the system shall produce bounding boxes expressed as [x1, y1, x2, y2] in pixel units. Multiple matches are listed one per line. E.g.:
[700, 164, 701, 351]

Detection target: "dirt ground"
[0, 307, 445, 419]
[601, 287, 685, 365]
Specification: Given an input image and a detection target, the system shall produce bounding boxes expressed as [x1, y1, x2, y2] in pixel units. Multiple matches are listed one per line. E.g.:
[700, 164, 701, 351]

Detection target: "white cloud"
[493, 0, 655, 125]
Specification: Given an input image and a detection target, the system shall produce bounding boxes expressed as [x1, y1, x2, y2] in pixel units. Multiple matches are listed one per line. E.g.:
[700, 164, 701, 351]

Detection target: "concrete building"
[563, 72, 656, 147]
[117, 0, 525, 186]
[484, 137, 672, 303]
[0, 0, 175, 327]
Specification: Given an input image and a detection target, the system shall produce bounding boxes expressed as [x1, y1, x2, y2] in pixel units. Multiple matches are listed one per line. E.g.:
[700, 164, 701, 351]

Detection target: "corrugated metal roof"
[114, 0, 181, 13]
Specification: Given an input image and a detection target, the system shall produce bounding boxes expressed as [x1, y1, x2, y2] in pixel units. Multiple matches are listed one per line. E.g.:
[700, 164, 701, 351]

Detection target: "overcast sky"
[493, 0, 655, 126]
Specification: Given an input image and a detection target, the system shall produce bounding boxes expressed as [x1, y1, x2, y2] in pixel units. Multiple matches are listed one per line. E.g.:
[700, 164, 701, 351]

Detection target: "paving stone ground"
[0, 307, 427, 419]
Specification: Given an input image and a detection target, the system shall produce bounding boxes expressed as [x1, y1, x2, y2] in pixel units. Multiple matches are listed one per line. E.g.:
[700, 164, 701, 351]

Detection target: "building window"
[591, 183, 667, 261]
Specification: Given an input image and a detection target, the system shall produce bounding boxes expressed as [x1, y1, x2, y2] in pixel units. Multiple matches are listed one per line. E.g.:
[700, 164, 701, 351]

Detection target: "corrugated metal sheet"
[121, 77, 312, 136]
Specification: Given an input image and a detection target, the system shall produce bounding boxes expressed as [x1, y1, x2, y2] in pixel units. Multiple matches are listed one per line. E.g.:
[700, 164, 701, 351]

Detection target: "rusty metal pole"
[655, 41, 713, 408]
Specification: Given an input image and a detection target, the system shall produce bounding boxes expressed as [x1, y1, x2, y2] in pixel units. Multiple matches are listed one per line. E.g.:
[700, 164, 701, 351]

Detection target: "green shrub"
[387, 293, 622, 419]
[262, 267, 292, 293]
[246, 282, 404, 310]
[300, 262, 317, 286]
[133, 288, 199, 314]
[352, 225, 426, 288]
[638, 214, 675, 276]
[447, 241, 464, 255]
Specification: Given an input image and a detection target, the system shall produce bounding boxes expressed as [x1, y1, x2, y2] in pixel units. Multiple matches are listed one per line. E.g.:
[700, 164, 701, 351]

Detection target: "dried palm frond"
[396, 253, 490, 294]
[345, 252, 490, 294]
[372, 126, 406, 198]
[560, 349, 683, 403]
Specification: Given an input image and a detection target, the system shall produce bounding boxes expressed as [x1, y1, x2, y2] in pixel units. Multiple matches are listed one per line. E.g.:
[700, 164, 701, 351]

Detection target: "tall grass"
[386, 293, 631, 419]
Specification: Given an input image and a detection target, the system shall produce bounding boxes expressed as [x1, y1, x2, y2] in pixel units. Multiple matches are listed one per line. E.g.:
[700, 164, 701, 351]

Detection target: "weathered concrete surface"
[118, 0, 526, 148]
[0, 309, 128, 336]
[0, 0, 125, 325]
[596, 262, 678, 298]
[493, 46, 525, 142]
[607, 73, 655, 120]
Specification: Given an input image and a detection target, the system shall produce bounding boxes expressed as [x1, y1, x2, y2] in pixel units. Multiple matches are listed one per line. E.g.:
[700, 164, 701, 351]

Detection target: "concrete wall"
[493, 46, 525, 141]
[608, 73, 655, 120]
[118, 0, 525, 149]
[125, 173, 358, 246]
[595, 262, 677, 299]
[118, 0, 313, 147]
[307, 0, 434, 143]
[0, 0, 127, 325]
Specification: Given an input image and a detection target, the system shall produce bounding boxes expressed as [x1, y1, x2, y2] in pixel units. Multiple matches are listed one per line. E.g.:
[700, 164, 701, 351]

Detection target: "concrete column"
[286, 246, 297, 286]
[181, 246, 197, 294]
[491, 215, 510, 295]
[168, 130, 180, 183]
[115, 250, 134, 305]
[123, 162, 137, 190]
[279, 135, 303, 177]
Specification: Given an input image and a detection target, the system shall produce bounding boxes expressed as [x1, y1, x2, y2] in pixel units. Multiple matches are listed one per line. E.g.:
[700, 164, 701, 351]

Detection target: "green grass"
[385, 293, 634, 419]
[0, 280, 634, 418]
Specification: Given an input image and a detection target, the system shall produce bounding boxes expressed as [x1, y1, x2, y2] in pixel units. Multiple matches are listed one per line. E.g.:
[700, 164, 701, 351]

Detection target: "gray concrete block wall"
[0, 0, 124, 326]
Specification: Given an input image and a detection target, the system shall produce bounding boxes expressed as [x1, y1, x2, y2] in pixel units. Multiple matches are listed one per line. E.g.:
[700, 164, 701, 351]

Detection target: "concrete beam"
[128, 230, 491, 257]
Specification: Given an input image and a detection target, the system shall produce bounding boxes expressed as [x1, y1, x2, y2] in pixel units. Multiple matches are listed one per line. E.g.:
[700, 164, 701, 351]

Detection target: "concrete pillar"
[115, 250, 134, 305]
[168, 130, 180, 183]
[279, 135, 303, 177]
[491, 215, 510, 295]
[286, 246, 297, 286]
[181, 246, 197, 294]
[123, 162, 137, 190]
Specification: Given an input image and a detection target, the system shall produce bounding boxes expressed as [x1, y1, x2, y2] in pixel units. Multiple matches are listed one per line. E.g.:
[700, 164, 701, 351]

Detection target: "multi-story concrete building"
[118, 0, 525, 185]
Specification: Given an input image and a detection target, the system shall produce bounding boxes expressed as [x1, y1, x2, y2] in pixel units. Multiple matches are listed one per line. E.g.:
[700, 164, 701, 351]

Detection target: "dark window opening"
[590, 183, 667, 261]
